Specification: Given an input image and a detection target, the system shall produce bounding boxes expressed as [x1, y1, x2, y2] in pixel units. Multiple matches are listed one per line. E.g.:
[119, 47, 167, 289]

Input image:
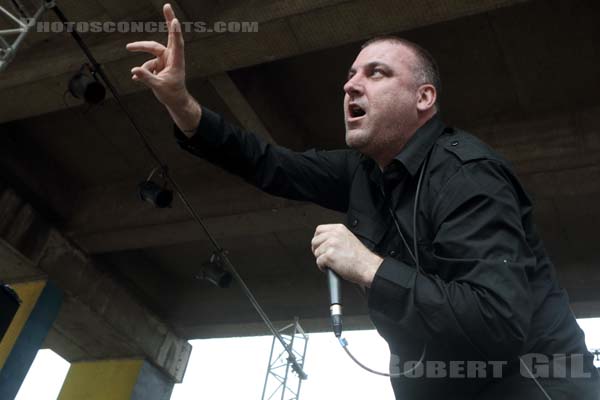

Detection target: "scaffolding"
[261, 318, 309, 400]
[0, 0, 53, 72]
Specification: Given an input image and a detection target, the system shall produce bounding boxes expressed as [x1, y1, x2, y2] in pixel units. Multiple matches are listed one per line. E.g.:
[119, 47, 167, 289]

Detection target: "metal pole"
[296, 324, 309, 398]
[261, 335, 277, 399]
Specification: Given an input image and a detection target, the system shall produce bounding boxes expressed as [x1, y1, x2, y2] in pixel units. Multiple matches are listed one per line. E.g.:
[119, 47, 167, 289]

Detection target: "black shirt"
[175, 108, 597, 399]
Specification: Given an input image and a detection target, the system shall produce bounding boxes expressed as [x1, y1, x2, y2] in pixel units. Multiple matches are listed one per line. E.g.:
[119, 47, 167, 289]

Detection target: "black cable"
[339, 151, 431, 377]
[50, 4, 307, 380]
[388, 207, 415, 265]
[339, 337, 426, 377]
[10, 0, 28, 18]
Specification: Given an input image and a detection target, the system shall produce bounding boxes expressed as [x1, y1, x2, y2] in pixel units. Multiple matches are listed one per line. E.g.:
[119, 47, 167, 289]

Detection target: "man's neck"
[373, 110, 437, 171]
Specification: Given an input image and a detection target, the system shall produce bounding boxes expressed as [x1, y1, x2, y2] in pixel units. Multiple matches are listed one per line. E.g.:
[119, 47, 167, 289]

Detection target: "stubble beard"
[345, 126, 373, 152]
[345, 118, 413, 167]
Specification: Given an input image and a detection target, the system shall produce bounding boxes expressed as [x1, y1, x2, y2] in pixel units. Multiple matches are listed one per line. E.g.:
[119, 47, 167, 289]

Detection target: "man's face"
[343, 41, 421, 156]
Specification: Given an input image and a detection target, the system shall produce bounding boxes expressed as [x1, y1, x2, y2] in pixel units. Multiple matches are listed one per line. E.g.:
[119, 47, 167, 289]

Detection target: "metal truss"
[0, 0, 54, 72]
[261, 318, 309, 400]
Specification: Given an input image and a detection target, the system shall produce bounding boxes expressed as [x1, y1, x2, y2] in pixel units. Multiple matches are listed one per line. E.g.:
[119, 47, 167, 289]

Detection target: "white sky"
[15, 319, 600, 400]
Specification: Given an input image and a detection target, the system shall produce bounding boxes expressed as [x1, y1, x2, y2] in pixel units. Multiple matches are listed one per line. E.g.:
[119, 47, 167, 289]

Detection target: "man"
[126, 4, 599, 399]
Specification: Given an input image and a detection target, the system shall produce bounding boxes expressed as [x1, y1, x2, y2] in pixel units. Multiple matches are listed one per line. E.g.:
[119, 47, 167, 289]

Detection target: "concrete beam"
[73, 203, 342, 254]
[187, 315, 375, 339]
[208, 73, 275, 143]
[0, 0, 528, 123]
[135, 259, 600, 339]
[571, 302, 600, 320]
[0, 182, 191, 382]
[40, 231, 192, 382]
[0, 239, 41, 282]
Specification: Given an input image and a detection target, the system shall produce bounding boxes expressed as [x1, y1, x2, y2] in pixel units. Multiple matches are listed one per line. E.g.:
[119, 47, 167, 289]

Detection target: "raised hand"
[126, 3, 187, 108]
[126, 3, 201, 134]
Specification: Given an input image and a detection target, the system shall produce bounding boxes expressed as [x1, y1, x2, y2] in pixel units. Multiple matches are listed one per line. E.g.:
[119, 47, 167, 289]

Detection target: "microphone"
[327, 268, 343, 337]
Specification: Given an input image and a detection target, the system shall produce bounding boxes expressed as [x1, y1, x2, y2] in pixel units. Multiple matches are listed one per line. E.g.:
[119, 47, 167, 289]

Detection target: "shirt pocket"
[346, 209, 387, 251]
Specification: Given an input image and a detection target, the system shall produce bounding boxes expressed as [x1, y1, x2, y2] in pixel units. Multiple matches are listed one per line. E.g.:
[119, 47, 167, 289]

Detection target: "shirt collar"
[393, 113, 445, 176]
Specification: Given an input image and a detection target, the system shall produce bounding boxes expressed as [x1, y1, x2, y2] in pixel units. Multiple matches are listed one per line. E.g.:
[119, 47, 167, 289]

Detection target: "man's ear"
[416, 84, 436, 112]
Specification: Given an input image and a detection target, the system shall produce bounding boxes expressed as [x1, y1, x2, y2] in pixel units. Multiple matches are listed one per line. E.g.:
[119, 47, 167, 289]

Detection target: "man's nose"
[344, 74, 364, 96]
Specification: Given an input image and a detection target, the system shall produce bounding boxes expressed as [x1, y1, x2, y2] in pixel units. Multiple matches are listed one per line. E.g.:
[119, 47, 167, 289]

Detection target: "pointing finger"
[165, 3, 175, 51]
[169, 18, 185, 68]
[164, 3, 184, 61]
[163, 3, 176, 26]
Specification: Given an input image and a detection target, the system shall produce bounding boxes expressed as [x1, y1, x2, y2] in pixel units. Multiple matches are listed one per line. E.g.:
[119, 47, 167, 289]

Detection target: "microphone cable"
[337, 150, 431, 377]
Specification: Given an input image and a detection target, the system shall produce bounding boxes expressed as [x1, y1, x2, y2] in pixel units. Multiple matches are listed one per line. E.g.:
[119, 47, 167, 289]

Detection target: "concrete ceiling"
[1, 0, 599, 359]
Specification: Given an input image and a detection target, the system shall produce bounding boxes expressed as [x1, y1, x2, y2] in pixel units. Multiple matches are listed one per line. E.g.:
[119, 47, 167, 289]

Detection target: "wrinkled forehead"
[350, 40, 417, 73]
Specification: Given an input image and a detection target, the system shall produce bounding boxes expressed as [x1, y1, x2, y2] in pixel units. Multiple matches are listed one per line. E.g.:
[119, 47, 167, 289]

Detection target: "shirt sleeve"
[174, 107, 359, 213]
[368, 159, 535, 361]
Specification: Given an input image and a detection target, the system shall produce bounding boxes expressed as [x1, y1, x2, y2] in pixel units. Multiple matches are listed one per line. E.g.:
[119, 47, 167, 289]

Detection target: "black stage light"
[196, 253, 233, 288]
[196, 264, 233, 288]
[138, 167, 173, 208]
[68, 64, 106, 104]
[1, 283, 21, 342]
[138, 180, 173, 208]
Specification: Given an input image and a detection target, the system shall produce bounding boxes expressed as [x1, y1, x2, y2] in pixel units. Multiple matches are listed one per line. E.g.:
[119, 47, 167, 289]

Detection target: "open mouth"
[348, 103, 367, 120]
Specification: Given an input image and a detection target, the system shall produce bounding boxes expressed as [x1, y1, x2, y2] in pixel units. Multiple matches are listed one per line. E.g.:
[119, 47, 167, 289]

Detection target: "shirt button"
[388, 250, 397, 257]
[351, 219, 359, 227]
[451, 140, 459, 146]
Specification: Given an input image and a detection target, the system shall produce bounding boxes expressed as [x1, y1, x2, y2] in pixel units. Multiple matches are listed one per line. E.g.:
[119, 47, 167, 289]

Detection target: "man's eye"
[371, 69, 384, 77]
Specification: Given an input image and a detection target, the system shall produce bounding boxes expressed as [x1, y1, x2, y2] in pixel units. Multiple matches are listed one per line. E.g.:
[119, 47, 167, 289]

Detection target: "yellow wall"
[0, 280, 46, 370]
[58, 359, 144, 400]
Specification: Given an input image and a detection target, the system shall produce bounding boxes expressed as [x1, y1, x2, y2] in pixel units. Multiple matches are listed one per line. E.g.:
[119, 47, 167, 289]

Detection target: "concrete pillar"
[58, 358, 174, 400]
[0, 181, 191, 384]
[0, 279, 62, 399]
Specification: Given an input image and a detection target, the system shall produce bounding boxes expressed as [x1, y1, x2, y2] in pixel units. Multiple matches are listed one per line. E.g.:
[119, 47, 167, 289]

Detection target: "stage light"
[196, 264, 233, 288]
[196, 253, 233, 288]
[138, 167, 173, 208]
[138, 181, 173, 208]
[68, 63, 106, 104]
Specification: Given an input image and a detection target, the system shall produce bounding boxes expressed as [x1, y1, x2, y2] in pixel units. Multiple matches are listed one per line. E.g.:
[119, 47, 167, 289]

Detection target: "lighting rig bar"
[0, 0, 54, 72]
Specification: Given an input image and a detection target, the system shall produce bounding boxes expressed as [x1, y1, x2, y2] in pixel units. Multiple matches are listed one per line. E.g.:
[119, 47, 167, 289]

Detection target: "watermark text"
[27, 20, 259, 34]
